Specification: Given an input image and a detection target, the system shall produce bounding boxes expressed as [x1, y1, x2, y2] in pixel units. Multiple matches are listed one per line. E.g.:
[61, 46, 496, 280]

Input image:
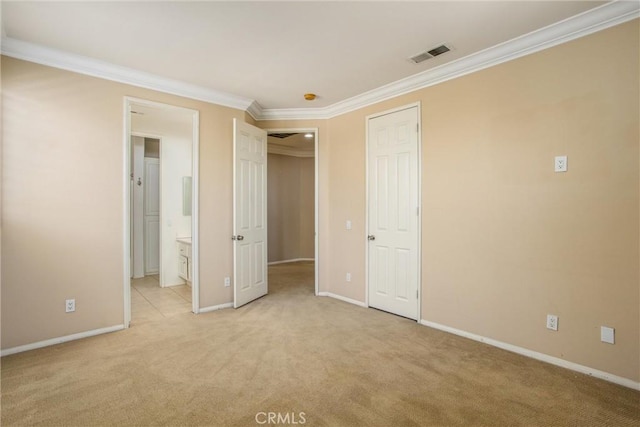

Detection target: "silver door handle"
[137, 178, 142, 186]
[368, 235, 376, 241]
[232, 235, 245, 241]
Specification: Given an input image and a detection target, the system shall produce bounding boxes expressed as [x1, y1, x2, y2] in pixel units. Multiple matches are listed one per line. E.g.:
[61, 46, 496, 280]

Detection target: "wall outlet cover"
[554, 155, 568, 172]
[65, 299, 76, 313]
[546, 314, 558, 331]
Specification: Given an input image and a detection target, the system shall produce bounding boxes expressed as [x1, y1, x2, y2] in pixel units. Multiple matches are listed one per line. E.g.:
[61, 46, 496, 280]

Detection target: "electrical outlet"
[224, 277, 231, 287]
[546, 314, 558, 331]
[346, 273, 351, 282]
[66, 299, 76, 313]
[554, 155, 568, 172]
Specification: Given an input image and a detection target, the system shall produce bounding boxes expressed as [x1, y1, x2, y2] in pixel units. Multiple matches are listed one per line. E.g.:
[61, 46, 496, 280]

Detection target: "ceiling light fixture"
[304, 93, 317, 101]
[304, 133, 313, 138]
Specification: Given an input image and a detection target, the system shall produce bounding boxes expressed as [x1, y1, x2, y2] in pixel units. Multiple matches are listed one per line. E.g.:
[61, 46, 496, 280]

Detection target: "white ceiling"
[0, 1, 617, 112]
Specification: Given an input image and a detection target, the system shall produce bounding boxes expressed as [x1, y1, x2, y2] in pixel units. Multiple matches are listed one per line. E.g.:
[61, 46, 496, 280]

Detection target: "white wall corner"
[246, 101, 264, 121]
[318, 292, 368, 308]
[198, 302, 234, 313]
[420, 320, 640, 391]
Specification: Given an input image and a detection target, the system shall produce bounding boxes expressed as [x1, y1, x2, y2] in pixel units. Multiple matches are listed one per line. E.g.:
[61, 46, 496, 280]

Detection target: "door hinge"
[416, 290, 419, 299]
[416, 123, 419, 133]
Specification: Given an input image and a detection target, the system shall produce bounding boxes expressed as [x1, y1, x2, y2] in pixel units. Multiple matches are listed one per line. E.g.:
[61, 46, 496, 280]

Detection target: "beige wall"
[1, 56, 246, 348]
[298, 157, 315, 257]
[259, 20, 639, 382]
[267, 154, 314, 262]
[2, 19, 638, 383]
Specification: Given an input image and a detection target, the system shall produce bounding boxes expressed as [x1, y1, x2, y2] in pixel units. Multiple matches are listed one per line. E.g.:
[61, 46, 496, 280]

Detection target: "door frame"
[365, 102, 422, 321]
[123, 97, 200, 327]
[263, 127, 320, 296]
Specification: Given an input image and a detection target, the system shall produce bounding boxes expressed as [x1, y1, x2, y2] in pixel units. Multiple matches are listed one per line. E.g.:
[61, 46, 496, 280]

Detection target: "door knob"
[137, 178, 142, 186]
[232, 235, 245, 241]
[368, 235, 376, 241]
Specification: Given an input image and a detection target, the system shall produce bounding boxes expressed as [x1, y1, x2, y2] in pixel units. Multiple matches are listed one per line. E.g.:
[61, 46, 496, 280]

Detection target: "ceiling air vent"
[269, 133, 298, 139]
[409, 44, 451, 64]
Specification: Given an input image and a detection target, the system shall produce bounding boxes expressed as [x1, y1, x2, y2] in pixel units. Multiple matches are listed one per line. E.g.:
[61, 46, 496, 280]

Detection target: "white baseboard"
[199, 302, 234, 313]
[268, 258, 314, 265]
[420, 320, 640, 391]
[0, 325, 125, 357]
[318, 292, 367, 308]
[162, 282, 185, 288]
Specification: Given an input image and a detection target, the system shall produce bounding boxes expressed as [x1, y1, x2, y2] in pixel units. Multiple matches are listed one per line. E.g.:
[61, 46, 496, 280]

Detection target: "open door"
[233, 119, 268, 308]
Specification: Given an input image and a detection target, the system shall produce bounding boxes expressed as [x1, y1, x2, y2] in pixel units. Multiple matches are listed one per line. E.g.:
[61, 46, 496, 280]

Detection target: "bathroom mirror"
[182, 176, 192, 216]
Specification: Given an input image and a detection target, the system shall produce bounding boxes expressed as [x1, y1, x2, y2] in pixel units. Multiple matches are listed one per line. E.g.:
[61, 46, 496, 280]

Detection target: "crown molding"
[0, 37, 254, 112]
[256, 0, 640, 121]
[1, 1, 637, 121]
[245, 100, 264, 121]
[267, 144, 314, 158]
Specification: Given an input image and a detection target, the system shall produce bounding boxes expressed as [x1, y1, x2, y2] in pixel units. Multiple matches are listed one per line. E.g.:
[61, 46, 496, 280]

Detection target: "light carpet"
[2, 262, 639, 426]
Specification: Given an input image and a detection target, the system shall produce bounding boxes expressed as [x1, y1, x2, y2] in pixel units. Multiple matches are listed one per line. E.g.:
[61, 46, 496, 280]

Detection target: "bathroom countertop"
[176, 237, 192, 245]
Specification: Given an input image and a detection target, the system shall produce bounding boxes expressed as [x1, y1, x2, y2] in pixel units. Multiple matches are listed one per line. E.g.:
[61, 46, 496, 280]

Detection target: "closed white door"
[131, 136, 145, 279]
[144, 157, 160, 275]
[367, 106, 419, 320]
[233, 119, 268, 308]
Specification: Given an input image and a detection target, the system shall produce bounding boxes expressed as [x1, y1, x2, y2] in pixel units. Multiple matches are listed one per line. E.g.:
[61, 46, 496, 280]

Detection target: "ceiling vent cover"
[409, 44, 451, 64]
[269, 133, 298, 139]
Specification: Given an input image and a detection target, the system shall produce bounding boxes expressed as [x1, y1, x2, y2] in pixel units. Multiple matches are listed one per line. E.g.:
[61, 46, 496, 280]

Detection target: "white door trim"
[123, 97, 200, 328]
[263, 127, 320, 296]
[365, 102, 422, 321]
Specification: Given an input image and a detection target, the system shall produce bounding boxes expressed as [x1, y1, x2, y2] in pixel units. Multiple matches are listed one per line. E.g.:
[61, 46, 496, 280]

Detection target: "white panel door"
[131, 136, 145, 279]
[144, 158, 160, 275]
[368, 106, 419, 320]
[233, 119, 268, 308]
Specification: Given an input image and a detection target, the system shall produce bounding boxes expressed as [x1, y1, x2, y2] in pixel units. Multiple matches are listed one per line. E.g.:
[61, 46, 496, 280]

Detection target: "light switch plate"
[601, 326, 615, 344]
[346, 220, 352, 230]
[554, 155, 568, 172]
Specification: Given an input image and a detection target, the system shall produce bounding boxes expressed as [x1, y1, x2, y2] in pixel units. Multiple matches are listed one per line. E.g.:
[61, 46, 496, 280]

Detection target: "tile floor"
[131, 275, 192, 324]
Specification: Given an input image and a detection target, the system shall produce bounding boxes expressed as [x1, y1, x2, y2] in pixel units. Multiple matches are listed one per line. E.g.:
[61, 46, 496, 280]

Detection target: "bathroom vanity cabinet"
[177, 238, 192, 284]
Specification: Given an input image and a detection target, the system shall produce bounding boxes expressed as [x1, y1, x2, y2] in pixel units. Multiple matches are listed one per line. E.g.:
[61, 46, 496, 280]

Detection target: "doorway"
[131, 136, 160, 279]
[266, 128, 319, 296]
[123, 98, 200, 327]
[366, 104, 421, 320]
